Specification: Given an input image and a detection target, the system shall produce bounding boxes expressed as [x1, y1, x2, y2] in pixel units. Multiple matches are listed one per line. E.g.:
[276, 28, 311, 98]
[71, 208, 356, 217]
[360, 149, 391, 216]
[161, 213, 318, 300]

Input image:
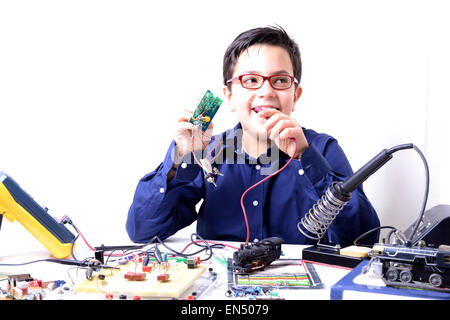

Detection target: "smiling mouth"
[251, 105, 279, 113]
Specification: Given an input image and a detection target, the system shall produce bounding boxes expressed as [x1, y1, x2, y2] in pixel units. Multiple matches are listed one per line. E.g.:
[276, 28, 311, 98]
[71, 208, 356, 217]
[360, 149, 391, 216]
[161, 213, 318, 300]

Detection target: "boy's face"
[223, 44, 302, 138]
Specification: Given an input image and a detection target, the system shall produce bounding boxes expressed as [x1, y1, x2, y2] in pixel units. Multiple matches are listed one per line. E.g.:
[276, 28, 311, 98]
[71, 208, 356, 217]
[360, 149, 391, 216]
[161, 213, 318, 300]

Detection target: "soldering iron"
[298, 143, 429, 246]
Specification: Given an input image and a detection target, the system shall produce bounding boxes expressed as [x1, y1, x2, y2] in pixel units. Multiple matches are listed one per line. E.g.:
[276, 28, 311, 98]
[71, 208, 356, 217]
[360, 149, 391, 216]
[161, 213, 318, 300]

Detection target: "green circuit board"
[189, 90, 223, 131]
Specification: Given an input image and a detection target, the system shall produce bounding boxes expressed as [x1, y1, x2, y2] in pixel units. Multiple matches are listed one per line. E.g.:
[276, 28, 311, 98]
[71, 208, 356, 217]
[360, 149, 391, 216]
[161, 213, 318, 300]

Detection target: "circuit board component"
[189, 90, 223, 131]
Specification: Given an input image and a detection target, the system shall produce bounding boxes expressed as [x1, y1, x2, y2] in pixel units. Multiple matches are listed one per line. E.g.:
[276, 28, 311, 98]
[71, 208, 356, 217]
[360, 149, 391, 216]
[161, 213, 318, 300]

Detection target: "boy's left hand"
[260, 108, 308, 159]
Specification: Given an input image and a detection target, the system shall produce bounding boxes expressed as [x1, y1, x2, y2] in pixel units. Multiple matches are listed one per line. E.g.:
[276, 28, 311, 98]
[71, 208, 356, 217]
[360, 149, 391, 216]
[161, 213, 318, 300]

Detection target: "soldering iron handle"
[337, 149, 393, 195]
[337, 143, 414, 195]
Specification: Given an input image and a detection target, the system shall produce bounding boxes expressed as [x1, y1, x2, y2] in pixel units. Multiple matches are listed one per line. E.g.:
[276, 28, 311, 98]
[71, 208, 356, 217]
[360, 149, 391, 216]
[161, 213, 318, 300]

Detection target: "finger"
[192, 127, 211, 148]
[192, 124, 207, 139]
[279, 127, 308, 158]
[177, 116, 191, 122]
[269, 119, 294, 140]
[183, 108, 195, 120]
[259, 108, 280, 117]
[177, 108, 196, 122]
[279, 127, 300, 140]
[258, 108, 279, 122]
[176, 121, 194, 132]
[205, 120, 214, 132]
[263, 112, 289, 132]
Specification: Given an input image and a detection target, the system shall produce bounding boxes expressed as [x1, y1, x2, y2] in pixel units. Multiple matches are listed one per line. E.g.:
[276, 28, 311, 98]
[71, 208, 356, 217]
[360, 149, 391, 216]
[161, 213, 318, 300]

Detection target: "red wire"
[241, 139, 297, 246]
[73, 225, 96, 252]
[61, 218, 125, 257]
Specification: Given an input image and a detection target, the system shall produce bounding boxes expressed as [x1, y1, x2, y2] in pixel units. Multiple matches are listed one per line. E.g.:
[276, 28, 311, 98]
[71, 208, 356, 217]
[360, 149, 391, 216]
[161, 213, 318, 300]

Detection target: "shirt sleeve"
[125, 141, 204, 243]
[300, 135, 381, 247]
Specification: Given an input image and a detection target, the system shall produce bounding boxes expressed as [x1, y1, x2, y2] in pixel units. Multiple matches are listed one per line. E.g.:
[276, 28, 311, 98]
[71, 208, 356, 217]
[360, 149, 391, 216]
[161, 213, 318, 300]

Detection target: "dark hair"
[223, 25, 302, 90]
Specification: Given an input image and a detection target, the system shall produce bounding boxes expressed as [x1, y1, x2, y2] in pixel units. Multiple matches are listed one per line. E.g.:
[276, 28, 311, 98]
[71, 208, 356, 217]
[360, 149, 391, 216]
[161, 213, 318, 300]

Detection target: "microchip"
[189, 90, 223, 132]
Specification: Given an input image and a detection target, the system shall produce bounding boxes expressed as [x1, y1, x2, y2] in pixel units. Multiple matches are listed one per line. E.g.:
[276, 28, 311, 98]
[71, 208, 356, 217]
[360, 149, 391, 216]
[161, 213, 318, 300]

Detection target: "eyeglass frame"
[226, 73, 299, 90]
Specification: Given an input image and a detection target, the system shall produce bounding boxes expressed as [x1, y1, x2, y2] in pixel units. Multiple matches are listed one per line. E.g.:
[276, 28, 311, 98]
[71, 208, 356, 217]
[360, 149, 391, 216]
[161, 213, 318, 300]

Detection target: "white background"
[1, 0, 449, 251]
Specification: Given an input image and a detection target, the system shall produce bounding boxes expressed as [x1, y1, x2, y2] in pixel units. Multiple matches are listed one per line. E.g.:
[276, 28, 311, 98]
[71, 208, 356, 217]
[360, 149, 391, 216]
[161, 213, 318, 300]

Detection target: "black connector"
[94, 250, 105, 264]
[61, 215, 73, 225]
[142, 254, 150, 266]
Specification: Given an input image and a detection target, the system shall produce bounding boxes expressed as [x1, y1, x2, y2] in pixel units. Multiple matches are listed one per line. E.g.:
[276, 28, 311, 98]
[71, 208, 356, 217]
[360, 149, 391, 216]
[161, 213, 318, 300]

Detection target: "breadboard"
[73, 263, 206, 298]
[230, 259, 323, 289]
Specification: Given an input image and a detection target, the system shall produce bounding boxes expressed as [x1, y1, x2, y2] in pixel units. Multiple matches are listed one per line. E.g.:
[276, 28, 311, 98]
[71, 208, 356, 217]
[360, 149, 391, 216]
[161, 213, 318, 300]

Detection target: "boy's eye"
[242, 75, 260, 85]
[272, 76, 289, 84]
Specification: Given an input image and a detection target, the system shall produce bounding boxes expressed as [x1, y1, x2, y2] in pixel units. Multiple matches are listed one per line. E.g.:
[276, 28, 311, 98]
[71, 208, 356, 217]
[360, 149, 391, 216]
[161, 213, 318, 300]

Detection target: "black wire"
[407, 145, 430, 244]
[387, 143, 414, 154]
[148, 234, 218, 262]
[108, 233, 226, 263]
[64, 219, 219, 265]
[0, 259, 51, 267]
[60, 213, 226, 264]
[386, 228, 397, 243]
[353, 226, 398, 246]
[71, 234, 79, 261]
[189, 233, 227, 261]
[0, 259, 82, 269]
[0, 228, 224, 272]
[352, 144, 430, 247]
[60, 217, 80, 260]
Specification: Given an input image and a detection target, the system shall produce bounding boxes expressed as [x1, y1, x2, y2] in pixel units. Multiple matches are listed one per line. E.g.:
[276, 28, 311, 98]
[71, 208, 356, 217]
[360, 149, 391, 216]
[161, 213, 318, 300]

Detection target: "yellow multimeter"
[0, 172, 76, 258]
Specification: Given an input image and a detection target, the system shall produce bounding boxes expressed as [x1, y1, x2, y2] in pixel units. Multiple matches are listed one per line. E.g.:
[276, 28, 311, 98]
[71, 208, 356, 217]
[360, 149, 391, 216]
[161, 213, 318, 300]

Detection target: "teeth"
[252, 105, 279, 112]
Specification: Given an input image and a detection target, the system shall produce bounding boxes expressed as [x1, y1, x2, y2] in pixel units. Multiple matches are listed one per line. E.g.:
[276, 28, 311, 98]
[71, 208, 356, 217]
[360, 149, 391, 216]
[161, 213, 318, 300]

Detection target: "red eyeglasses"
[227, 74, 298, 90]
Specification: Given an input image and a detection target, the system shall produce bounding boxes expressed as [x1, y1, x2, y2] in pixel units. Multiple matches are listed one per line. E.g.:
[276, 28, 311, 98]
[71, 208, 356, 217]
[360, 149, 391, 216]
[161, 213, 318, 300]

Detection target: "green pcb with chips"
[189, 90, 223, 131]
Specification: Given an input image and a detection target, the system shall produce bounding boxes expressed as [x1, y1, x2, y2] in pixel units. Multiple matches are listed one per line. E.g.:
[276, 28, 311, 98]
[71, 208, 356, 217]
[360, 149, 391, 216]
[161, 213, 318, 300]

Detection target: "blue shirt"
[126, 123, 380, 247]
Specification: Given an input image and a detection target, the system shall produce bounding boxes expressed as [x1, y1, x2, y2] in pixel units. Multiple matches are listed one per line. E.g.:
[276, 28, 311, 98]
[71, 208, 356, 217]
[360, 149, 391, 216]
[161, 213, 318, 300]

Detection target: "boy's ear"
[223, 85, 236, 112]
[291, 86, 303, 112]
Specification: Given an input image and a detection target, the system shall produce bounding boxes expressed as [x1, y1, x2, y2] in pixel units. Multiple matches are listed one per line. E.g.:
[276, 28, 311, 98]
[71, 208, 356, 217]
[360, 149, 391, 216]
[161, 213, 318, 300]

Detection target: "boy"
[126, 26, 380, 247]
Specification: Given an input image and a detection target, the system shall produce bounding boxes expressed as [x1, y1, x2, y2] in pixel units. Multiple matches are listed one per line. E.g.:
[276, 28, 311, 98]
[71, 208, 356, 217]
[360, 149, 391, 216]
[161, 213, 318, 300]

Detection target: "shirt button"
[181, 162, 187, 169]
[252, 200, 259, 207]
[255, 165, 261, 170]
[159, 187, 165, 193]
[298, 169, 304, 176]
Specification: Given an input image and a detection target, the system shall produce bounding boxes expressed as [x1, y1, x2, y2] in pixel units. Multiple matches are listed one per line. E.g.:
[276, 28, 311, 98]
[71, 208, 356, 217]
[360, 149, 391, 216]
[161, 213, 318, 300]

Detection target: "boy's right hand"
[173, 108, 213, 168]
